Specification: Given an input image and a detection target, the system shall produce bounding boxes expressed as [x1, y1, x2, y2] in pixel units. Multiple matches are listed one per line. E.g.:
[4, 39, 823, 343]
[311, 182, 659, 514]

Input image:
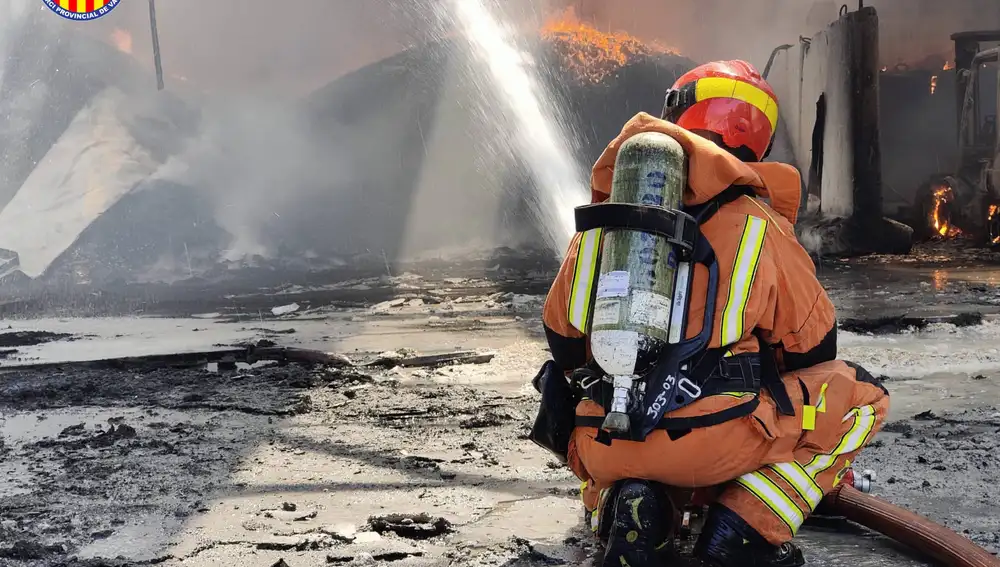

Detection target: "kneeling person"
[531, 60, 889, 567]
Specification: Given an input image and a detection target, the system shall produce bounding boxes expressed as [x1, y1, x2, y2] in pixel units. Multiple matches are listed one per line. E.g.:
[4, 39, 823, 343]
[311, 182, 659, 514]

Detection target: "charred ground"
[1, 244, 1000, 566]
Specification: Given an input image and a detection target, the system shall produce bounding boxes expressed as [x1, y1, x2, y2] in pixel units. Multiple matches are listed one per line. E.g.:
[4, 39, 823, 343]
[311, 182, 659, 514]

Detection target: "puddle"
[885, 373, 1000, 420]
[75, 513, 184, 562]
[797, 529, 927, 566]
[840, 321, 1000, 378]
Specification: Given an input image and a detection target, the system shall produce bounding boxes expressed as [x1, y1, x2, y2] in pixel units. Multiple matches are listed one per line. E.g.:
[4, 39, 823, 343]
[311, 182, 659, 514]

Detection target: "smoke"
[3, 0, 997, 282]
[75, 0, 443, 96]
[542, 0, 1000, 71]
[124, 0, 991, 265]
[88, 0, 452, 266]
[872, 0, 1000, 67]
[147, 98, 343, 263]
[63, 0, 997, 95]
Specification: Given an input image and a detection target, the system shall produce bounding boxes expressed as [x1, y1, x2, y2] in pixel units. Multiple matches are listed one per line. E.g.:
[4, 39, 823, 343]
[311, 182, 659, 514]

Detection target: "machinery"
[955, 31, 1000, 191]
[955, 31, 1000, 244]
[916, 31, 1000, 243]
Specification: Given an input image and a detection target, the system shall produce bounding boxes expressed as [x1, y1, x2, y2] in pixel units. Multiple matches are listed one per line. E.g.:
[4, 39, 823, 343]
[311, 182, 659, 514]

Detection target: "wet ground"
[1, 242, 1000, 566]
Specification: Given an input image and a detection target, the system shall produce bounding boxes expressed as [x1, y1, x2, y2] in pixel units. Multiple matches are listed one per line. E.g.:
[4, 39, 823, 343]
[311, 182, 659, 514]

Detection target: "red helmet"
[661, 60, 778, 162]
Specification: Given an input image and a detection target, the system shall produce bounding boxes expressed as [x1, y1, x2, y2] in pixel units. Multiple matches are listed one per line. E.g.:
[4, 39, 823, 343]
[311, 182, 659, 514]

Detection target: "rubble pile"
[540, 7, 680, 84]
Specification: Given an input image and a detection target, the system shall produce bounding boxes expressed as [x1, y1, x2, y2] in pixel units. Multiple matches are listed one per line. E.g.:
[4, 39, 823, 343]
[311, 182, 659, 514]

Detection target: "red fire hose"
[822, 484, 1000, 567]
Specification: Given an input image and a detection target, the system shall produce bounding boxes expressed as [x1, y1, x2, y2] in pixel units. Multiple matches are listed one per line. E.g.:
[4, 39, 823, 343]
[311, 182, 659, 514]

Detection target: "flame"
[540, 7, 676, 84]
[944, 61, 955, 71]
[930, 75, 938, 94]
[110, 28, 132, 55]
[989, 204, 1000, 244]
[930, 184, 961, 238]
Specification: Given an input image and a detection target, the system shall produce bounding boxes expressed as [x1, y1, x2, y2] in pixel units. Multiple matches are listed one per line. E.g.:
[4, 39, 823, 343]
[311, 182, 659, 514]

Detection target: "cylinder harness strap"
[570, 186, 794, 444]
[574, 203, 700, 258]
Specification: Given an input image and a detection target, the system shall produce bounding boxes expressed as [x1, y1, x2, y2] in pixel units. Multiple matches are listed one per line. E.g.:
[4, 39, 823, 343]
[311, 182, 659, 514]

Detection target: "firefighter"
[534, 61, 889, 567]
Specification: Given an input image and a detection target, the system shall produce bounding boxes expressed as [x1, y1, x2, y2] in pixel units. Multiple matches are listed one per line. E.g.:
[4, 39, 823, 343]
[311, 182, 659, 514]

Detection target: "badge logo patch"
[43, 0, 121, 21]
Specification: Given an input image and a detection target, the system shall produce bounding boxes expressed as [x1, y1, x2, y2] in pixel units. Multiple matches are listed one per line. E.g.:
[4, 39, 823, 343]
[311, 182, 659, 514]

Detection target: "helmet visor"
[676, 98, 774, 161]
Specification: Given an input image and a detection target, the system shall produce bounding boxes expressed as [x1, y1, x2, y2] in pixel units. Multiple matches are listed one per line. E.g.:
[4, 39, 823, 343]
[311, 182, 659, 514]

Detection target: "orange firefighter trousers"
[569, 359, 889, 545]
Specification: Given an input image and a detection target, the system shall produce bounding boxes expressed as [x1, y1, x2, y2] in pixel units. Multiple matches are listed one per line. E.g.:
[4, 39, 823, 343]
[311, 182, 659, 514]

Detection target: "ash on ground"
[1, 257, 999, 566]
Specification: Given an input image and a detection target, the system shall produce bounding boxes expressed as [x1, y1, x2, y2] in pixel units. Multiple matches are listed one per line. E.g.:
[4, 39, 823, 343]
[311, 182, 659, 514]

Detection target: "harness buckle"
[716, 358, 730, 378]
[677, 377, 703, 399]
[578, 375, 601, 391]
[662, 87, 693, 122]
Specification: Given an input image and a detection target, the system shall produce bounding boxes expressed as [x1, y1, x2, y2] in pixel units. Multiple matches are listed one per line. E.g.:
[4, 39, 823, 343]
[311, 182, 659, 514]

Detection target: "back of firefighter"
[540, 61, 889, 567]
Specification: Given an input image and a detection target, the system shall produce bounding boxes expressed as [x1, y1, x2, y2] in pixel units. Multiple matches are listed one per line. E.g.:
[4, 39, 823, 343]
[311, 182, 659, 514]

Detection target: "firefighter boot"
[600, 480, 674, 567]
[693, 504, 805, 567]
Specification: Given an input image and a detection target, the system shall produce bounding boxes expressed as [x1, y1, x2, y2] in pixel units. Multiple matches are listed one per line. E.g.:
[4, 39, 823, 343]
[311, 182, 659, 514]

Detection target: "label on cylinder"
[629, 290, 672, 332]
[593, 299, 622, 327]
[596, 271, 630, 298]
[668, 262, 691, 343]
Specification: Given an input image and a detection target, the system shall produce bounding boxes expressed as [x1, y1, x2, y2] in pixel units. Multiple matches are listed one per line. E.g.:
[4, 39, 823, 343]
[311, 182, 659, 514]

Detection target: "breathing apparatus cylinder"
[589, 132, 691, 433]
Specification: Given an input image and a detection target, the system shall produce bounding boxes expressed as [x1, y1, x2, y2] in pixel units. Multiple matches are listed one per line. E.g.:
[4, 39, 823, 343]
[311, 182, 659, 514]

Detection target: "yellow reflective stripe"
[695, 77, 779, 131]
[716, 391, 753, 398]
[567, 229, 603, 332]
[735, 471, 803, 534]
[593, 486, 612, 532]
[802, 405, 817, 430]
[804, 405, 878, 477]
[817, 383, 829, 413]
[769, 462, 824, 511]
[803, 383, 828, 430]
[720, 217, 768, 346]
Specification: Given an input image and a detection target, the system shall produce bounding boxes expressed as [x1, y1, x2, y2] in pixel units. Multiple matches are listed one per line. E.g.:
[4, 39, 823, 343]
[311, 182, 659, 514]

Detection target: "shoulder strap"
[685, 185, 756, 225]
[753, 329, 795, 416]
[688, 187, 794, 416]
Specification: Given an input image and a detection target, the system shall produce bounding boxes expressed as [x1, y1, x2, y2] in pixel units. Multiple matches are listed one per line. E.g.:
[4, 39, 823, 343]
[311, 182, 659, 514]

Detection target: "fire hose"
[822, 474, 1000, 567]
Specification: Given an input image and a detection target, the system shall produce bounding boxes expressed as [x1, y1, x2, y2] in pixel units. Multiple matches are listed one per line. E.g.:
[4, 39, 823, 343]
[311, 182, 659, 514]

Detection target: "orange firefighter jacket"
[542, 112, 837, 382]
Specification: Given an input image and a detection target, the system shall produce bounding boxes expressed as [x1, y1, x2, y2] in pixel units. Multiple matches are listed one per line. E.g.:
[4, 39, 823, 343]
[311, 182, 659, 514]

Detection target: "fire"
[540, 7, 676, 84]
[989, 204, 1000, 244]
[110, 28, 132, 54]
[944, 61, 955, 71]
[930, 75, 938, 94]
[930, 184, 961, 238]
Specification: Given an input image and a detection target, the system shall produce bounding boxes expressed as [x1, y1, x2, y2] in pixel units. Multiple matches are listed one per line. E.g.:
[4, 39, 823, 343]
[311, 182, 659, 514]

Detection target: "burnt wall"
[766, 6, 912, 256]
[766, 8, 854, 218]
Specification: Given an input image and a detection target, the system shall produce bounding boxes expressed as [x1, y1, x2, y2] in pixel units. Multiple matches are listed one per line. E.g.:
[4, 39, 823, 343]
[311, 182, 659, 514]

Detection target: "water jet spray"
[446, 0, 589, 256]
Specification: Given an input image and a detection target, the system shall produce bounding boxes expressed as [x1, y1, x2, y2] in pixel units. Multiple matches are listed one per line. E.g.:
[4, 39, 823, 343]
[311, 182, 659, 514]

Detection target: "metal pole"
[763, 44, 794, 79]
[148, 0, 164, 90]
